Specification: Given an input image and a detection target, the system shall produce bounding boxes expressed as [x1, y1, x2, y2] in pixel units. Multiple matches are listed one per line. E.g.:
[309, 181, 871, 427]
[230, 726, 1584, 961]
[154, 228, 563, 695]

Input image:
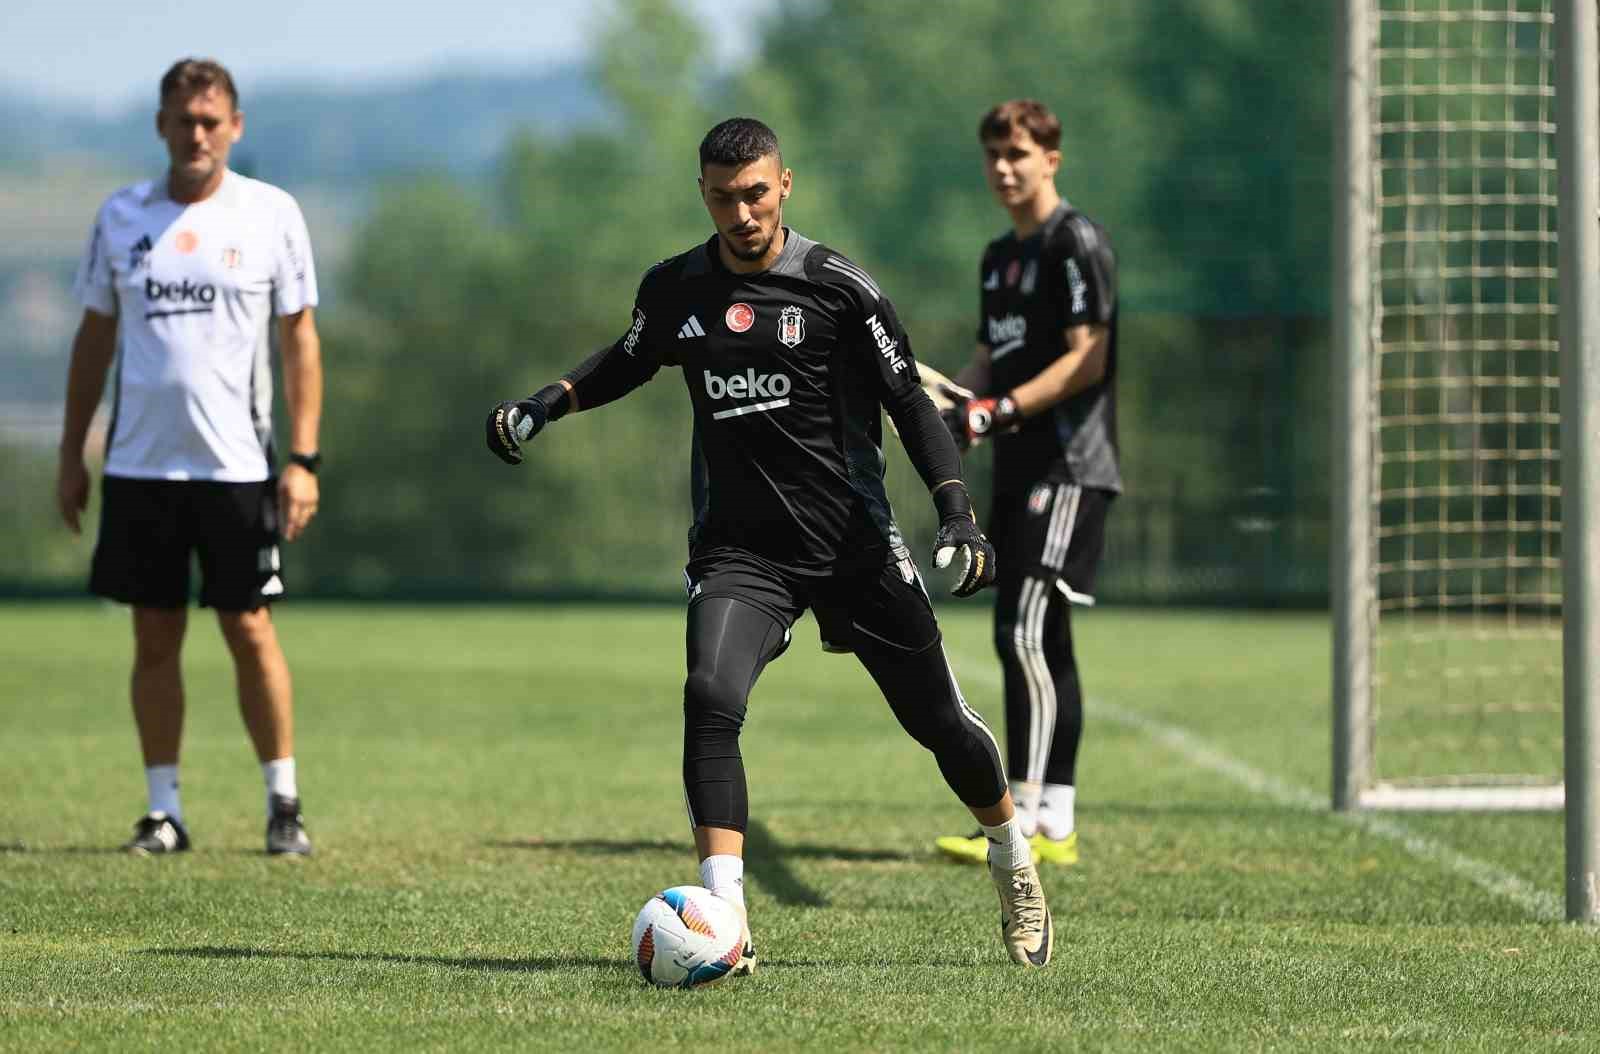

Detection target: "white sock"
[699, 854, 747, 917]
[263, 757, 298, 813]
[1009, 779, 1041, 837]
[146, 764, 182, 821]
[1038, 783, 1076, 840]
[980, 817, 1032, 872]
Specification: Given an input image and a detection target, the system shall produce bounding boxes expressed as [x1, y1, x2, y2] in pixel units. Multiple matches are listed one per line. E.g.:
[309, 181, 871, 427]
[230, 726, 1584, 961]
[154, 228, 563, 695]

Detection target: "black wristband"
[530, 383, 571, 421]
[288, 451, 322, 474]
[932, 481, 974, 523]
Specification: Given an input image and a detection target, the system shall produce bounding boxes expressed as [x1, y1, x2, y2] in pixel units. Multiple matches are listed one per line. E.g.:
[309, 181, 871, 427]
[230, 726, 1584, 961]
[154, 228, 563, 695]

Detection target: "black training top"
[562, 229, 961, 576]
[978, 201, 1122, 496]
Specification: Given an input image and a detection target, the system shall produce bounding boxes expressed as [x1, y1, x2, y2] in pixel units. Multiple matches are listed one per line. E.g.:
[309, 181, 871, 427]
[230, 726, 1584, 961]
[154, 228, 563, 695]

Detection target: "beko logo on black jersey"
[987, 314, 1027, 344]
[865, 314, 906, 374]
[702, 369, 793, 421]
[144, 276, 217, 319]
[702, 368, 792, 400]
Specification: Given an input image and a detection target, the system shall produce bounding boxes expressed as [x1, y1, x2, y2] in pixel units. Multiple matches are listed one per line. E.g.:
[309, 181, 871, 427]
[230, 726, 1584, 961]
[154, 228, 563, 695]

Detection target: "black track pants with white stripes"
[682, 593, 1007, 833]
[993, 572, 1085, 788]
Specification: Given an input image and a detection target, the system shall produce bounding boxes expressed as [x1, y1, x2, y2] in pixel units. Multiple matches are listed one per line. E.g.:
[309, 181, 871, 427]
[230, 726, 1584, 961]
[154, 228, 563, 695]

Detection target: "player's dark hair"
[978, 99, 1061, 152]
[699, 118, 781, 171]
[160, 58, 239, 110]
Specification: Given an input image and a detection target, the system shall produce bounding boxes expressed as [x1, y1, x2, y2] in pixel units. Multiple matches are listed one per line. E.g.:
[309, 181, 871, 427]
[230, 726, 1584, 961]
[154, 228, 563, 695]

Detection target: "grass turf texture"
[1, 602, 1596, 1051]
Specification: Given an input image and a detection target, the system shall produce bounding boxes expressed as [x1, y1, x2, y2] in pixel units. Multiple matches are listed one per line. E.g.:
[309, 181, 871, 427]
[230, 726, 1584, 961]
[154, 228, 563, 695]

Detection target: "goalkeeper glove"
[931, 482, 998, 597]
[485, 384, 567, 465]
[963, 393, 1021, 445]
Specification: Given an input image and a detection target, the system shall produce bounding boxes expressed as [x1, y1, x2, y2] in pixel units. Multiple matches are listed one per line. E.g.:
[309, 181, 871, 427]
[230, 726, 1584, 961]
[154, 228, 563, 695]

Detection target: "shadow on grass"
[0, 844, 136, 855]
[141, 946, 629, 974]
[491, 821, 913, 910]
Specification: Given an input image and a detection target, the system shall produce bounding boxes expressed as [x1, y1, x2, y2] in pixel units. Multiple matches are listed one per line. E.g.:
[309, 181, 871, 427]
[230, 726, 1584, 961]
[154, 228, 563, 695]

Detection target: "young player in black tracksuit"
[486, 118, 1053, 970]
[932, 100, 1121, 869]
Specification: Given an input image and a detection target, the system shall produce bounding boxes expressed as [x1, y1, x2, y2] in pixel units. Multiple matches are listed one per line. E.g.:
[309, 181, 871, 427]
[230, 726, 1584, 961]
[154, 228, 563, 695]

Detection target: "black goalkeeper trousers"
[680, 556, 1006, 834]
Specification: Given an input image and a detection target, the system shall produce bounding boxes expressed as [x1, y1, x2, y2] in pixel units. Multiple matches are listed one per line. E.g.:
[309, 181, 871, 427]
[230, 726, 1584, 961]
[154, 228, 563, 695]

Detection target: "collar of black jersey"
[692, 227, 816, 279]
[1004, 200, 1073, 246]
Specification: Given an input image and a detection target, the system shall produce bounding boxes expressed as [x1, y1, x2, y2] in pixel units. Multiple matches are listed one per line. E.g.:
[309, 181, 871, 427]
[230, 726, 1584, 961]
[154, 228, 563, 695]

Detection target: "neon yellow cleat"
[934, 830, 990, 865]
[1030, 830, 1078, 866]
[938, 830, 1052, 866]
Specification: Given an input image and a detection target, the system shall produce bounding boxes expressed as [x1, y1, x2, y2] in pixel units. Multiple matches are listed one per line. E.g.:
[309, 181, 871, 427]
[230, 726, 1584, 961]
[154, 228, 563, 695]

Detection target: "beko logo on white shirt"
[145, 277, 217, 304]
[703, 368, 792, 400]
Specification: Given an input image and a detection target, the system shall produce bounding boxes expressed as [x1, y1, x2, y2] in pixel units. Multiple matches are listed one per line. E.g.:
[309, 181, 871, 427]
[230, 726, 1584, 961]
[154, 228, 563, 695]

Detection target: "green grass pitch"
[2, 602, 1596, 1051]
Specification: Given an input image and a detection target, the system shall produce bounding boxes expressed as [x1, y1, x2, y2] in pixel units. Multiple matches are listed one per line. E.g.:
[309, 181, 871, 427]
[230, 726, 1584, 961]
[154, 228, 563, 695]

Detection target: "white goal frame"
[1332, 0, 1599, 921]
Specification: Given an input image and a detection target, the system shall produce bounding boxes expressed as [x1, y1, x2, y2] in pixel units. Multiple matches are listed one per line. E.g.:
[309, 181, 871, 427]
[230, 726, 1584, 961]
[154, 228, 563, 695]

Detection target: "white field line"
[948, 656, 1563, 922]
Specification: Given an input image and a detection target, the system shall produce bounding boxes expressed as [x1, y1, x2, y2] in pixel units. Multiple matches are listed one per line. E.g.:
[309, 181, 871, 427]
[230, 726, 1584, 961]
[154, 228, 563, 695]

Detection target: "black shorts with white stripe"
[988, 483, 1112, 600]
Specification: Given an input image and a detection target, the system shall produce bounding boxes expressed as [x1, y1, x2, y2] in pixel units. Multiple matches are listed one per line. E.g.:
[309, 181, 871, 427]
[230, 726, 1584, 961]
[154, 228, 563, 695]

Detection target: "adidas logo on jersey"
[678, 315, 706, 339]
[983, 269, 1000, 291]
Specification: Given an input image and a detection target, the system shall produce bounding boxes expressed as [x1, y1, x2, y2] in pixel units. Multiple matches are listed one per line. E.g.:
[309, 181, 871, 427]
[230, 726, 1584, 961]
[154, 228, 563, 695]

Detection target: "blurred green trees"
[303, 0, 1337, 601]
[6, 0, 1343, 602]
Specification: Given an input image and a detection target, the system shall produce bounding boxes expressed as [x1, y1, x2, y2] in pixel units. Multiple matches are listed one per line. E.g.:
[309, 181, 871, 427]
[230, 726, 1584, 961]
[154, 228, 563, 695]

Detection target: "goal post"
[1556, 0, 1600, 923]
[1333, 0, 1599, 920]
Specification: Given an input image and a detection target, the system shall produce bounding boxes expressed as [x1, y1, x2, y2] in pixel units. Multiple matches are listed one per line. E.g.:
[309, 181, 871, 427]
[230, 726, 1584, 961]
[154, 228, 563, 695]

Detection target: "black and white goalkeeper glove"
[485, 384, 567, 466]
[930, 482, 998, 597]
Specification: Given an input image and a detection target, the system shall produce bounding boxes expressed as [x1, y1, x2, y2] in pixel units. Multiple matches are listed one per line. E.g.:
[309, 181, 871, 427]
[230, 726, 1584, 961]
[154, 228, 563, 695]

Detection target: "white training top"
[72, 168, 318, 482]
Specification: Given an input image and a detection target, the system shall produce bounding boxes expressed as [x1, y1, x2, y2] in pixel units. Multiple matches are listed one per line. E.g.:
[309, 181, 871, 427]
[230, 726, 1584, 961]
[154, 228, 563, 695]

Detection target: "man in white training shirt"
[56, 58, 323, 856]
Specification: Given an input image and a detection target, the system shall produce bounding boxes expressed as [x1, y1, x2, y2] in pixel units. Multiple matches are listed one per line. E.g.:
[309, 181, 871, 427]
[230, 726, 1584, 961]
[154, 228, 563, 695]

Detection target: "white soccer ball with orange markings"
[630, 885, 743, 988]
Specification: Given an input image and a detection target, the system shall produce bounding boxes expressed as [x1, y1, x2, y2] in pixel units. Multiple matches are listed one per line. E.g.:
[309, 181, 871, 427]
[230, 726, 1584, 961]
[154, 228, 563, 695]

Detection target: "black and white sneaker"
[124, 812, 190, 855]
[266, 795, 312, 856]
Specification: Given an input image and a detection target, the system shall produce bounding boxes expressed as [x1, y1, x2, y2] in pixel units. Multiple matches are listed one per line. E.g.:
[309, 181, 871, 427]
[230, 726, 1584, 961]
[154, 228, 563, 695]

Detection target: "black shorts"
[989, 483, 1112, 601]
[684, 547, 938, 656]
[90, 476, 284, 611]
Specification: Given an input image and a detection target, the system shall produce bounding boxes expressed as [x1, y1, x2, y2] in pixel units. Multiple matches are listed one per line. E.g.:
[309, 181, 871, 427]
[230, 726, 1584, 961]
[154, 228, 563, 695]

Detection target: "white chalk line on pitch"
[948, 656, 1563, 922]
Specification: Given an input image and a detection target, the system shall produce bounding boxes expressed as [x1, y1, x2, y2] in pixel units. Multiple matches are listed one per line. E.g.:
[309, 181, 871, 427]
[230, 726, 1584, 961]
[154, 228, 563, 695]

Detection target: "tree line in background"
[4, 0, 1340, 603]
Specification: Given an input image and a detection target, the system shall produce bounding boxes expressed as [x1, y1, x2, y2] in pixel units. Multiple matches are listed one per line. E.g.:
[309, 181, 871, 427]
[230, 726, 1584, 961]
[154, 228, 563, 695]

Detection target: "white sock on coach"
[262, 757, 298, 813]
[1037, 783, 1076, 841]
[700, 854, 747, 916]
[146, 764, 181, 821]
[980, 817, 1033, 872]
[1009, 779, 1041, 838]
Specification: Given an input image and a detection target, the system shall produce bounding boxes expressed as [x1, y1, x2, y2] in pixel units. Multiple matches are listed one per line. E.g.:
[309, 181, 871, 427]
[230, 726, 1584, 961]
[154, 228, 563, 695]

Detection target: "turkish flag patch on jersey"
[725, 302, 755, 333]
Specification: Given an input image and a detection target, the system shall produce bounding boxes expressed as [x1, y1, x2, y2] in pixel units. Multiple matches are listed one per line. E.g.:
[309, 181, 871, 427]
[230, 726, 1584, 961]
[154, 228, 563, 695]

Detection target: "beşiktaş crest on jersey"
[777, 305, 805, 348]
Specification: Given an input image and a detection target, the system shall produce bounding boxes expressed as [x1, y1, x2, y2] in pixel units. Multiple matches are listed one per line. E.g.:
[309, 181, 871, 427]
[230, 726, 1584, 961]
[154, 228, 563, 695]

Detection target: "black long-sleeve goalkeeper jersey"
[562, 228, 961, 576]
[978, 201, 1122, 496]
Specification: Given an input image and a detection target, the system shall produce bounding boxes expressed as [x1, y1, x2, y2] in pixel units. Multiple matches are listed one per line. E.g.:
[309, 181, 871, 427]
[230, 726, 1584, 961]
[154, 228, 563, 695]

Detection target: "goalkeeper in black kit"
[485, 118, 1052, 969]
[931, 100, 1122, 870]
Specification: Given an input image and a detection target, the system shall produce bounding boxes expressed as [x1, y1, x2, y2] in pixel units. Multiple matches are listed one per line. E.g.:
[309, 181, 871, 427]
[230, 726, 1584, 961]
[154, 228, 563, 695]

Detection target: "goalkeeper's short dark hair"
[700, 118, 782, 171]
[978, 99, 1062, 152]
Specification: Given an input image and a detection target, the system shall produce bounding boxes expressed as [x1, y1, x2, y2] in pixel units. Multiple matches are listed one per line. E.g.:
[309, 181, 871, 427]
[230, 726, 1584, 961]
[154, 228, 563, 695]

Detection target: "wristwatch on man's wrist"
[288, 451, 322, 474]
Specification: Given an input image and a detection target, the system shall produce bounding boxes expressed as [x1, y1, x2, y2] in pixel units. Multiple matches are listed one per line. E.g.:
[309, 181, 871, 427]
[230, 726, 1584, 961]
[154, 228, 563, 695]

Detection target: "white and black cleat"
[266, 795, 313, 856]
[124, 811, 191, 856]
[991, 860, 1053, 967]
[729, 929, 758, 977]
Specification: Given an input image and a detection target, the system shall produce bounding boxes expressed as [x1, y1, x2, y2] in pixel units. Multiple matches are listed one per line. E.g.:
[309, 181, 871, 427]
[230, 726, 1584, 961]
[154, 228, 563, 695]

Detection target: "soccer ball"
[631, 885, 744, 988]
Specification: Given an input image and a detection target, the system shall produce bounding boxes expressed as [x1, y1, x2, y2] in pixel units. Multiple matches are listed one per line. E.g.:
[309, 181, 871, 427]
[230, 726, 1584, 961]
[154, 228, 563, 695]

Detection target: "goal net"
[1349, 0, 1563, 809]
